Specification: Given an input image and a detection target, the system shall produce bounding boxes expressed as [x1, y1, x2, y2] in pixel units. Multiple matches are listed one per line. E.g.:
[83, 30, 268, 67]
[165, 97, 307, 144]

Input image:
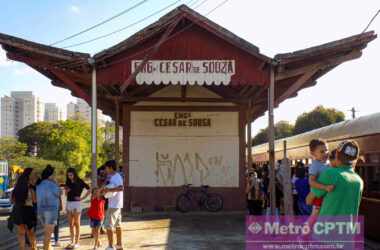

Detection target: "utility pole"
[349, 107, 357, 119]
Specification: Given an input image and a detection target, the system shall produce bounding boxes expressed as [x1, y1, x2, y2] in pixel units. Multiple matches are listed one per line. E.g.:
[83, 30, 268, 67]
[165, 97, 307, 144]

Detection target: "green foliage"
[252, 121, 295, 145]
[99, 121, 122, 165]
[0, 137, 27, 160]
[17, 122, 54, 154]
[252, 128, 268, 146]
[275, 121, 294, 139]
[18, 120, 109, 177]
[9, 156, 66, 182]
[294, 106, 345, 135]
[101, 141, 116, 163]
[252, 106, 345, 145]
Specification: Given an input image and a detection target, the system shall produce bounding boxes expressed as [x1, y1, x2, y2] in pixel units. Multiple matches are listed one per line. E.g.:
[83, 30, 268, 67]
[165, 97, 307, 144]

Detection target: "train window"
[363, 165, 380, 198]
[368, 154, 380, 164]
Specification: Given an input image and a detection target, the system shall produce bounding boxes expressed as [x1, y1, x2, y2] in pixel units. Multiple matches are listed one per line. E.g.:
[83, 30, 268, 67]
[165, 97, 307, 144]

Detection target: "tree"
[99, 121, 122, 165]
[252, 121, 294, 145]
[9, 156, 67, 183]
[18, 120, 107, 177]
[0, 137, 27, 160]
[17, 122, 54, 155]
[294, 106, 345, 135]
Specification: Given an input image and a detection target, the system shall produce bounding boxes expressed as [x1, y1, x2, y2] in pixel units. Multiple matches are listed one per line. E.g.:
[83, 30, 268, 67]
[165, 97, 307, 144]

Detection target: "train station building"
[0, 5, 376, 211]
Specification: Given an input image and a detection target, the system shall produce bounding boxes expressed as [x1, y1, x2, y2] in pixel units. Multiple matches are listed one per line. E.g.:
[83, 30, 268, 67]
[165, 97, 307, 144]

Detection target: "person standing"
[64, 168, 91, 249]
[261, 169, 269, 211]
[36, 165, 61, 250]
[97, 165, 108, 235]
[308, 141, 363, 215]
[88, 188, 106, 249]
[12, 168, 37, 250]
[246, 170, 263, 215]
[53, 186, 63, 247]
[295, 167, 312, 215]
[103, 160, 124, 250]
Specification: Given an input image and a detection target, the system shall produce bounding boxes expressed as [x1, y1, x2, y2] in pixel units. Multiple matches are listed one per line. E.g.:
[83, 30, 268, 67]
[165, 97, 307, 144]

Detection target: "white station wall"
[129, 111, 239, 187]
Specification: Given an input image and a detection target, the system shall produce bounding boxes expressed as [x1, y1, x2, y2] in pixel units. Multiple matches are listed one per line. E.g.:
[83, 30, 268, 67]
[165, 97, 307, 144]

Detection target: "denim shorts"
[90, 219, 102, 228]
[39, 211, 58, 225]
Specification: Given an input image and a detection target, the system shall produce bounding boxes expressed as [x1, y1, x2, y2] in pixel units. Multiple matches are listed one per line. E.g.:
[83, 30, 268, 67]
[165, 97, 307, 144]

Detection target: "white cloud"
[69, 5, 80, 14]
[13, 66, 36, 76]
[0, 49, 38, 75]
[0, 48, 14, 67]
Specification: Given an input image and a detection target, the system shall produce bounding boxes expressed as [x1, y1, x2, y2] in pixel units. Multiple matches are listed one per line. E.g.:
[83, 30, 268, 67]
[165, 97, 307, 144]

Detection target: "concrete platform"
[52, 212, 245, 250]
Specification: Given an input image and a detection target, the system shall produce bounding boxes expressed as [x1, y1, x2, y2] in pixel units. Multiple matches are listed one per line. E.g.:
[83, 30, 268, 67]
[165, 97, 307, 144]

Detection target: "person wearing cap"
[36, 165, 61, 250]
[306, 141, 363, 216]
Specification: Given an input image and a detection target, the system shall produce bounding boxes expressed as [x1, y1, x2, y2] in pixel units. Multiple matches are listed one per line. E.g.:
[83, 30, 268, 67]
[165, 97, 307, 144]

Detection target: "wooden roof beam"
[276, 50, 362, 81]
[242, 85, 260, 98]
[120, 16, 182, 94]
[181, 86, 187, 98]
[275, 49, 362, 106]
[250, 86, 267, 103]
[124, 85, 167, 98]
[275, 66, 320, 106]
[0, 32, 89, 60]
[120, 96, 244, 104]
[50, 69, 91, 103]
[204, 85, 241, 99]
[6, 52, 88, 76]
[238, 85, 251, 96]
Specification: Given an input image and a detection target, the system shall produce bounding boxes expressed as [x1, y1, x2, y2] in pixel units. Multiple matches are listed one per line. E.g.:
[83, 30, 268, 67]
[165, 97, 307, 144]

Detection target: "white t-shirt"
[108, 172, 124, 209]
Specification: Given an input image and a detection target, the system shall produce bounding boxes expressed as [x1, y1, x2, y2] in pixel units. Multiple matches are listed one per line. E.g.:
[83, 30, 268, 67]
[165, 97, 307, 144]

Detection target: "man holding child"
[307, 140, 363, 216]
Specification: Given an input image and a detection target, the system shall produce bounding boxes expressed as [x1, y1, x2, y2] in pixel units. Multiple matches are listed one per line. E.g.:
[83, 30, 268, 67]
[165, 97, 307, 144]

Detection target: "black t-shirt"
[65, 179, 90, 202]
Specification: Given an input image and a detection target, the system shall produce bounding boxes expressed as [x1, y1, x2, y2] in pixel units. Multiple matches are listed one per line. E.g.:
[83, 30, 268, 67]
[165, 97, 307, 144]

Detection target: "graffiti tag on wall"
[155, 152, 236, 186]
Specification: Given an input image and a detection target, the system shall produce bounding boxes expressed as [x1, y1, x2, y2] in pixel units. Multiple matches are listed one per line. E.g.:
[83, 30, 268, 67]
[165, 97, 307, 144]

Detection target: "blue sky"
[0, 0, 379, 134]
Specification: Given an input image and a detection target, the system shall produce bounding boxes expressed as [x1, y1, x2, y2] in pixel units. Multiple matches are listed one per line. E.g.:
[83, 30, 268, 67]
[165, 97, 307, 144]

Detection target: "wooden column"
[247, 103, 253, 170]
[268, 65, 277, 215]
[239, 106, 247, 203]
[123, 104, 131, 211]
[282, 140, 294, 215]
[115, 98, 120, 165]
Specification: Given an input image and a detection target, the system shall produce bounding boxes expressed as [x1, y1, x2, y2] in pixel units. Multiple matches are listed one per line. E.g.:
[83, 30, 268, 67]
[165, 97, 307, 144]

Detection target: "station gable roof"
[0, 5, 376, 121]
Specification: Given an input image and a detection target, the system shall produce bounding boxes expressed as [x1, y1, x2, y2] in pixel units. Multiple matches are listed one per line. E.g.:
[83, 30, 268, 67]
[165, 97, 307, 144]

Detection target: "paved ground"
[0, 213, 12, 240]
[50, 212, 245, 250]
[0, 194, 89, 250]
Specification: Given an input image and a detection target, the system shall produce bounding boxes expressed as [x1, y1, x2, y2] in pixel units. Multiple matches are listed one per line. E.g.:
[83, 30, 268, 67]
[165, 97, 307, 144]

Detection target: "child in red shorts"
[88, 188, 105, 250]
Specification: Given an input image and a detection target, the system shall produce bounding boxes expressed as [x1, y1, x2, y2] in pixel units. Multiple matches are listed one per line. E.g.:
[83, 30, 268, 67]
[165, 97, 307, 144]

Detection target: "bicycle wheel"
[176, 194, 192, 213]
[205, 193, 223, 212]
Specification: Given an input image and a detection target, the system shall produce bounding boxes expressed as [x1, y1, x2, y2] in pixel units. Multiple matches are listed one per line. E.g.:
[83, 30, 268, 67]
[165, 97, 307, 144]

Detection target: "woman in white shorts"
[64, 168, 90, 249]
